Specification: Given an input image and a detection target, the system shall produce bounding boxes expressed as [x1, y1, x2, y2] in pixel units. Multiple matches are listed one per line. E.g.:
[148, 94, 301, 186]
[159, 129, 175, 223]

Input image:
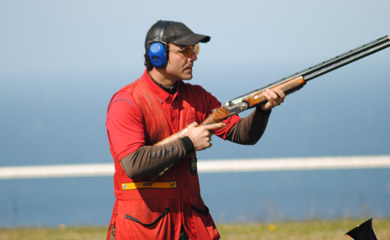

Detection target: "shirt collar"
[140, 68, 180, 102]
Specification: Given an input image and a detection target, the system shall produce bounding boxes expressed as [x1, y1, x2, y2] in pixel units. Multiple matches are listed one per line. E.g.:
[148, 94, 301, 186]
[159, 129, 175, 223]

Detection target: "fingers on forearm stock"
[262, 88, 286, 110]
[275, 87, 286, 98]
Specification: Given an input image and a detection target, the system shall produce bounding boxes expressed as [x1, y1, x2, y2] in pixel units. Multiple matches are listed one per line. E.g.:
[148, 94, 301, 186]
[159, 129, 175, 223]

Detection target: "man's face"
[165, 43, 198, 81]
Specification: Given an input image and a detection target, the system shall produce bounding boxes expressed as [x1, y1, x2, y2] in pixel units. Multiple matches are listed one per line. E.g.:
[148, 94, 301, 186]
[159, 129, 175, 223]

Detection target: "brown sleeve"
[120, 137, 194, 178]
[225, 106, 271, 145]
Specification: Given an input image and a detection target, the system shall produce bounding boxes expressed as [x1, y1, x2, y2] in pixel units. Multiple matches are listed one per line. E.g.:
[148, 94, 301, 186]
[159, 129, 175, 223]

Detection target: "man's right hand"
[185, 122, 225, 151]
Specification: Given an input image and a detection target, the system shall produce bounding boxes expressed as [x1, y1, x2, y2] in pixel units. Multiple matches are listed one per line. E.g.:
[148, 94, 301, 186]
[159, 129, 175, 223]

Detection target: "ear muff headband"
[148, 21, 170, 68]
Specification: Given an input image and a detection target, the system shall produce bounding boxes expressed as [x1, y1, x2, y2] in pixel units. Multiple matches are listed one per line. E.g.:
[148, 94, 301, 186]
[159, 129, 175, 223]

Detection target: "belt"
[122, 181, 177, 190]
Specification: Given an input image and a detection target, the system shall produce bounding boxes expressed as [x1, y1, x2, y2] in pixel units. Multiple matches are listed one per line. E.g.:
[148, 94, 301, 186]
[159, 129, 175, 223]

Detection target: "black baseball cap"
[145, 20, 211, 51]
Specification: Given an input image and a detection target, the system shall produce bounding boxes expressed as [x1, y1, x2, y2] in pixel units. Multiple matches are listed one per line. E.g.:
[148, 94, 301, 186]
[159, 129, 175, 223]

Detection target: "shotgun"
[154, 35, 390, 178]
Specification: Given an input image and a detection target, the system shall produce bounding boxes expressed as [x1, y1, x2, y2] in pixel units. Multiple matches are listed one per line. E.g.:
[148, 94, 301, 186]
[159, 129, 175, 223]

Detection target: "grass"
[0, 225, 107, 240]
[217, 218, 390, 240]
[0, 218, 389, 240]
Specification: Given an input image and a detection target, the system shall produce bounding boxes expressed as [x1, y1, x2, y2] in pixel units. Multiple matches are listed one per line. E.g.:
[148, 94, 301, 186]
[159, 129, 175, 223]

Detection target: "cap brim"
[171, 33, 210, 46]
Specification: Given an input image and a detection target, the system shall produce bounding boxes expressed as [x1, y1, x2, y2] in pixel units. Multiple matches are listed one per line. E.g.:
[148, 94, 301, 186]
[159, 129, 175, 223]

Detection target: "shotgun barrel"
[303, 35, 390, 81]
[229, 35, 390, 108]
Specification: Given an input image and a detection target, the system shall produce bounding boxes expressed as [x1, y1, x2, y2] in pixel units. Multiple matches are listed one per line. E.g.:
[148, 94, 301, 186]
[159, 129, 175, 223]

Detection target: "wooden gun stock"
[153, 35, 390, 179]
[243, 76, 306, 108]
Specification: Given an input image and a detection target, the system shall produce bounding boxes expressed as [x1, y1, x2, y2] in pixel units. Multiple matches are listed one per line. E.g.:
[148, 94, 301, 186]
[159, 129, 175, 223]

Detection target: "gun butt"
[346, 218, 377, 240]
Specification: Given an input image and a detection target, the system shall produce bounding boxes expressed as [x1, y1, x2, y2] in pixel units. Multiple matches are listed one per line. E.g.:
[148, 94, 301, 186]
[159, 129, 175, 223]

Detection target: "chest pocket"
[177, 97, 199, 129]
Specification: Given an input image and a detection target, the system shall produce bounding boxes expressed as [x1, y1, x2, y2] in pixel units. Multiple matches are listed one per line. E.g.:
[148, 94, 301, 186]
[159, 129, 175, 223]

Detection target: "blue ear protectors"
[148, 20, 170, 68]
[148, 42, 167, 68]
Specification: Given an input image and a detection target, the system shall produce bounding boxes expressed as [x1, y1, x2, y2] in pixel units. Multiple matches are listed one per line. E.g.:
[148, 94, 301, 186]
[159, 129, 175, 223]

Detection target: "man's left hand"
[261, 87, 285, 111]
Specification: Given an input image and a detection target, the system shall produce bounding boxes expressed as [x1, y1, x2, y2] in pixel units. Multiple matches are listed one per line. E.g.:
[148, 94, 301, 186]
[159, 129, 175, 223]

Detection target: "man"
[105, 20, 285, 240]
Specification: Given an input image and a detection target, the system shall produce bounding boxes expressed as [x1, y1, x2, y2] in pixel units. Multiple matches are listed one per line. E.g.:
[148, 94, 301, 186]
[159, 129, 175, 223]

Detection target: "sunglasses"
[170, 43, 200, 58]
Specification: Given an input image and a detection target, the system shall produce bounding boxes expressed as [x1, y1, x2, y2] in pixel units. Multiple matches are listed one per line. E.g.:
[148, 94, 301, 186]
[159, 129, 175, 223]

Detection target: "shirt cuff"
[180, 136, 195, 153]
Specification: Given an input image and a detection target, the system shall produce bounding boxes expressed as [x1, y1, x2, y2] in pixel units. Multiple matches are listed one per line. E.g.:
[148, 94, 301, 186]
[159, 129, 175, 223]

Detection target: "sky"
[0, 0, 389, 166]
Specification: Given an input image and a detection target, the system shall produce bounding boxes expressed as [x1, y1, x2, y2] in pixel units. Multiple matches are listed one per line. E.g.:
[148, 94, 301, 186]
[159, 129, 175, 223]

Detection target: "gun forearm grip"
[245, 76, 306, 108]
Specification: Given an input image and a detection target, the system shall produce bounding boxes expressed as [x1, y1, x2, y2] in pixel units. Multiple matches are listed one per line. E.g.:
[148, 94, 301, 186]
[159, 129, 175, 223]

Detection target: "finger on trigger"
[205, 122, 225, 130]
